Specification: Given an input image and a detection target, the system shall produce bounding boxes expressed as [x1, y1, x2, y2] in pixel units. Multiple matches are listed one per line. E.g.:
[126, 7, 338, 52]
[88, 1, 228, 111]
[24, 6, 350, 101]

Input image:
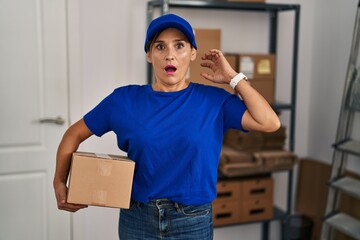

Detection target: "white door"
[0, 0, 71, 240]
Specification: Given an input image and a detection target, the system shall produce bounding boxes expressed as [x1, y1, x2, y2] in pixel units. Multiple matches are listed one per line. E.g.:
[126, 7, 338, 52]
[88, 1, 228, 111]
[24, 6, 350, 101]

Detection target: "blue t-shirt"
[84, 82, 247, 205]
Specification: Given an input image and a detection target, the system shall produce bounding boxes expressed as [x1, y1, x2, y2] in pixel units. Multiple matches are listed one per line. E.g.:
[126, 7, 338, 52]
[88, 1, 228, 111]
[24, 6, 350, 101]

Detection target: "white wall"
[308, 0, 360, 172]
[68, 0, 360, 239]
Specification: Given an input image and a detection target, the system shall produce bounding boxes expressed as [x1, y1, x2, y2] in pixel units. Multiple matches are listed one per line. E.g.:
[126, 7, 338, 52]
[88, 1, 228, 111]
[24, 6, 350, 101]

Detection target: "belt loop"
[174, 202, 181, 213]
[156, 199, 160, 209]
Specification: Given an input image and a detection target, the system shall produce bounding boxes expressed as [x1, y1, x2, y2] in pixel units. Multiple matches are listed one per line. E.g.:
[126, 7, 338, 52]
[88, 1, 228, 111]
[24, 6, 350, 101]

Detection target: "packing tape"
[97, 160, 112, 176]
[95, 153, 111, 159]
[92, 190, 107, 205]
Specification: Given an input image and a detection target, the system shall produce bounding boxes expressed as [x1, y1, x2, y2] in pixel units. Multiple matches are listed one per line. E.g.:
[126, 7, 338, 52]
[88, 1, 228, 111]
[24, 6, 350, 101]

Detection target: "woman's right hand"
[54, 180, 88, 212]
[54, 118, 92, 212]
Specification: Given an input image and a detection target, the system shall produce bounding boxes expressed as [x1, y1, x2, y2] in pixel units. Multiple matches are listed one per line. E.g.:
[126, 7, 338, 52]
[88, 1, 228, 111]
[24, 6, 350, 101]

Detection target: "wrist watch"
[229, 72, 247, 89]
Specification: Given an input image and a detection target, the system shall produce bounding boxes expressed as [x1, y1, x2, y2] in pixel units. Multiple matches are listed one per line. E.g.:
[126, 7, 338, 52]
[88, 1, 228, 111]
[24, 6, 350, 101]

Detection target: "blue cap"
[144, 13, 197, 52]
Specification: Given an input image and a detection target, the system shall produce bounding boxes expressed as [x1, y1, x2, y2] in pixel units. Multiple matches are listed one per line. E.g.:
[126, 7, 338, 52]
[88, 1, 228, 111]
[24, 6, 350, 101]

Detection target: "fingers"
[202, 49, 224, 60]
[200, 61, 213, 69]
[58, 200, 88, 213]
[54, 181, 88, 212]
[200, 72, 214, 82]
[56, 191, 88, 212]
[201, 50, 216, 59]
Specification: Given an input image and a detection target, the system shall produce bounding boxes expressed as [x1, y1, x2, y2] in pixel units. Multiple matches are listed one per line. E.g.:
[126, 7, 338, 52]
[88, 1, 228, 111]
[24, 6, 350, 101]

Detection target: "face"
[146, 28, 197, 89]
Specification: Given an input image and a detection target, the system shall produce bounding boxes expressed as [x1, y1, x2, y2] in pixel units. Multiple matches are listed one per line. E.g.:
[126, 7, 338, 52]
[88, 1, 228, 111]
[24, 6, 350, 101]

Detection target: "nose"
[165, 47, 175, 61]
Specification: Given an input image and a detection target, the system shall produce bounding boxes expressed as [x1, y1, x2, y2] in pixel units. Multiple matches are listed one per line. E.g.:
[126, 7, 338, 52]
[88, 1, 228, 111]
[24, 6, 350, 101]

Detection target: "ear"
[190, 48, 197, 61]
[146, 52, 152, 63]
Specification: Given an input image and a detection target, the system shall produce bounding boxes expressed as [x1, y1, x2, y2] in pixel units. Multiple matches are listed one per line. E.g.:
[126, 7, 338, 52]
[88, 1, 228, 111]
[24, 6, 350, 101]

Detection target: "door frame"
[66, 0, 85, 239]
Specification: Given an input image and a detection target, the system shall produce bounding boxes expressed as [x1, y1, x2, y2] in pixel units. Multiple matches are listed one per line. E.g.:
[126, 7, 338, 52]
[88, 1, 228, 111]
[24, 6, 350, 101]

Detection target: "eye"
[175, 42, 185, 49]
[155, 43, 165, 50]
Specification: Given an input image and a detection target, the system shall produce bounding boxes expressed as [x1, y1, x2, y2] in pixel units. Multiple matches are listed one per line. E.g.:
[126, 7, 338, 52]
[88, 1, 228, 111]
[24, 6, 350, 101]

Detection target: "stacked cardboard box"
[239, 54, 276, 103]
[223, 126, 286, 152]
[219, 146, 262, 177]
[212, 181, 242, 226]
[224, 53, 276, 103]
[253, 150, 298, 172]
[219, 126, 298, 177]
[213, 177, 273, 226]
[219, 148, 298, 177]
[240, 177, 273, 223]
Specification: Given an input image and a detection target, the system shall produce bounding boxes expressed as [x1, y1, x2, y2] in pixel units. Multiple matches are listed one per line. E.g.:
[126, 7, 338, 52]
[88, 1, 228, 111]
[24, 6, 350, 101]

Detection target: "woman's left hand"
[199, 49, 237, 85]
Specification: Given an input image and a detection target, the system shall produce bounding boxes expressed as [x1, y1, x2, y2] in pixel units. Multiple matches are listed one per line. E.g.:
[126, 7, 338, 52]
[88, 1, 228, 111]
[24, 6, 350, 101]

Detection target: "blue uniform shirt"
[84, 82, 247, 205]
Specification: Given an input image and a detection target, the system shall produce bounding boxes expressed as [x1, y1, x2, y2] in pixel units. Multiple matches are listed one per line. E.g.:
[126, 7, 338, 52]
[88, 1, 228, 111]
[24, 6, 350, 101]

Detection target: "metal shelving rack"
[146, 1, 300, 239]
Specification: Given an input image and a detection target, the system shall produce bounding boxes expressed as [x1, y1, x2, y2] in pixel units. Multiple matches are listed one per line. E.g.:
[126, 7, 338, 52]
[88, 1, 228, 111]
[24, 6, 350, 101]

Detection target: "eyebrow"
[154, 38, 187, 44]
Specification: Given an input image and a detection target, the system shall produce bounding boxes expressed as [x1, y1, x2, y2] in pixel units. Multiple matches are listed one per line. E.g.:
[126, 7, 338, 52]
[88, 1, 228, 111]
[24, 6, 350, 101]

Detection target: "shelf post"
[269, 11, 278, 54]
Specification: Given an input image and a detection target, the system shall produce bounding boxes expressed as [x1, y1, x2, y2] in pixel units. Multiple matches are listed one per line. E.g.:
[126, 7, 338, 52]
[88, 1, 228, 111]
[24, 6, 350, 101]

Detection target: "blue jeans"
[118, 199, 213, 239]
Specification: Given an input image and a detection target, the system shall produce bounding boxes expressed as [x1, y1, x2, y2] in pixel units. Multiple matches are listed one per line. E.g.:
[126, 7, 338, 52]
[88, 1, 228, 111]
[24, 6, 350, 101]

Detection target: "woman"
[54, 13, 280, 239]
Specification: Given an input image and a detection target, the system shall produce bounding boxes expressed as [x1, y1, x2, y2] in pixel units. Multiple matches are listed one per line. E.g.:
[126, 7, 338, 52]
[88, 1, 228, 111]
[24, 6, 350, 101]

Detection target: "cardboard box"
[242, 177, 273, 200]
[253, 150, 298, 172]
[213, 180, 242, 204]
[213, 201, 241, 226]
[223, 126, 285, 152]
[249, 78, 275, 103]
[67, 152, 135, 209]
[240, 198, 273, 222]
[219, 146, 263, 177]
[194, 28, 220, 54]
[295, 159, 331, 219]
[240, 177, 273, 222]
[238, 54, 275, 103]
[238, 54, 275, 79]
[295, 158, 360, 240]
[213, 177, 273, 226]
[223, 129, 264, 152]
[188, 29, 234, 94]
[224, 53, 239, 71]
[262, 125, 286, 150]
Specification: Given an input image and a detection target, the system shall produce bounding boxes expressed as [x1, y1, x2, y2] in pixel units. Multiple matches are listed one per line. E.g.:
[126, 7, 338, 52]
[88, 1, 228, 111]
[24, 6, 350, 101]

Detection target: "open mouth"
[165, 65, 177, 74]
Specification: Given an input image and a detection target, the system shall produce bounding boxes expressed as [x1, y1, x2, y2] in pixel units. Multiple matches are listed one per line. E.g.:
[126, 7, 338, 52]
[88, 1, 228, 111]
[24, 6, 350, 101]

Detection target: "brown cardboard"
[213, 201, 241, 226]
[238, 54, 275, 103]
[194, 28, 220, 54]
[295, 159, 331, 219]
[67, 152, 135, 209]
[240, 177, 273, 222]
[295, 158, 360, 240]
[224, 53, 238, 71]
[213, 177, 273, 226]
[213, 180, 242, 204]
[262, 126, 286, 150]
[253, 150, 298, 172]
[219, 146, 263, 177]
[240, 198, 273, 222]
[249, 78, 275, 103]
[223, 126, 286, 152]
[241, 177, 273, 200]
[238, 54, 276, 79]
[188, 29, 234, 94]
[223, 129, 264, 152]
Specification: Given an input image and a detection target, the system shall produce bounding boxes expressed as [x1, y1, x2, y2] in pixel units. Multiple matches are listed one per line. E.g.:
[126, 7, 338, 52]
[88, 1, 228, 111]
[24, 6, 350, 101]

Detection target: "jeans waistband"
[132, 198, 182, 211]
[152, 199, 181, 211]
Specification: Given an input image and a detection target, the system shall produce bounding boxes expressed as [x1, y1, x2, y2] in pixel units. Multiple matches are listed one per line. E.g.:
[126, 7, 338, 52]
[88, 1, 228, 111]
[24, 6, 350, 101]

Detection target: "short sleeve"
[83, 92, 114, 137]
[222, 94, 247, 132]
